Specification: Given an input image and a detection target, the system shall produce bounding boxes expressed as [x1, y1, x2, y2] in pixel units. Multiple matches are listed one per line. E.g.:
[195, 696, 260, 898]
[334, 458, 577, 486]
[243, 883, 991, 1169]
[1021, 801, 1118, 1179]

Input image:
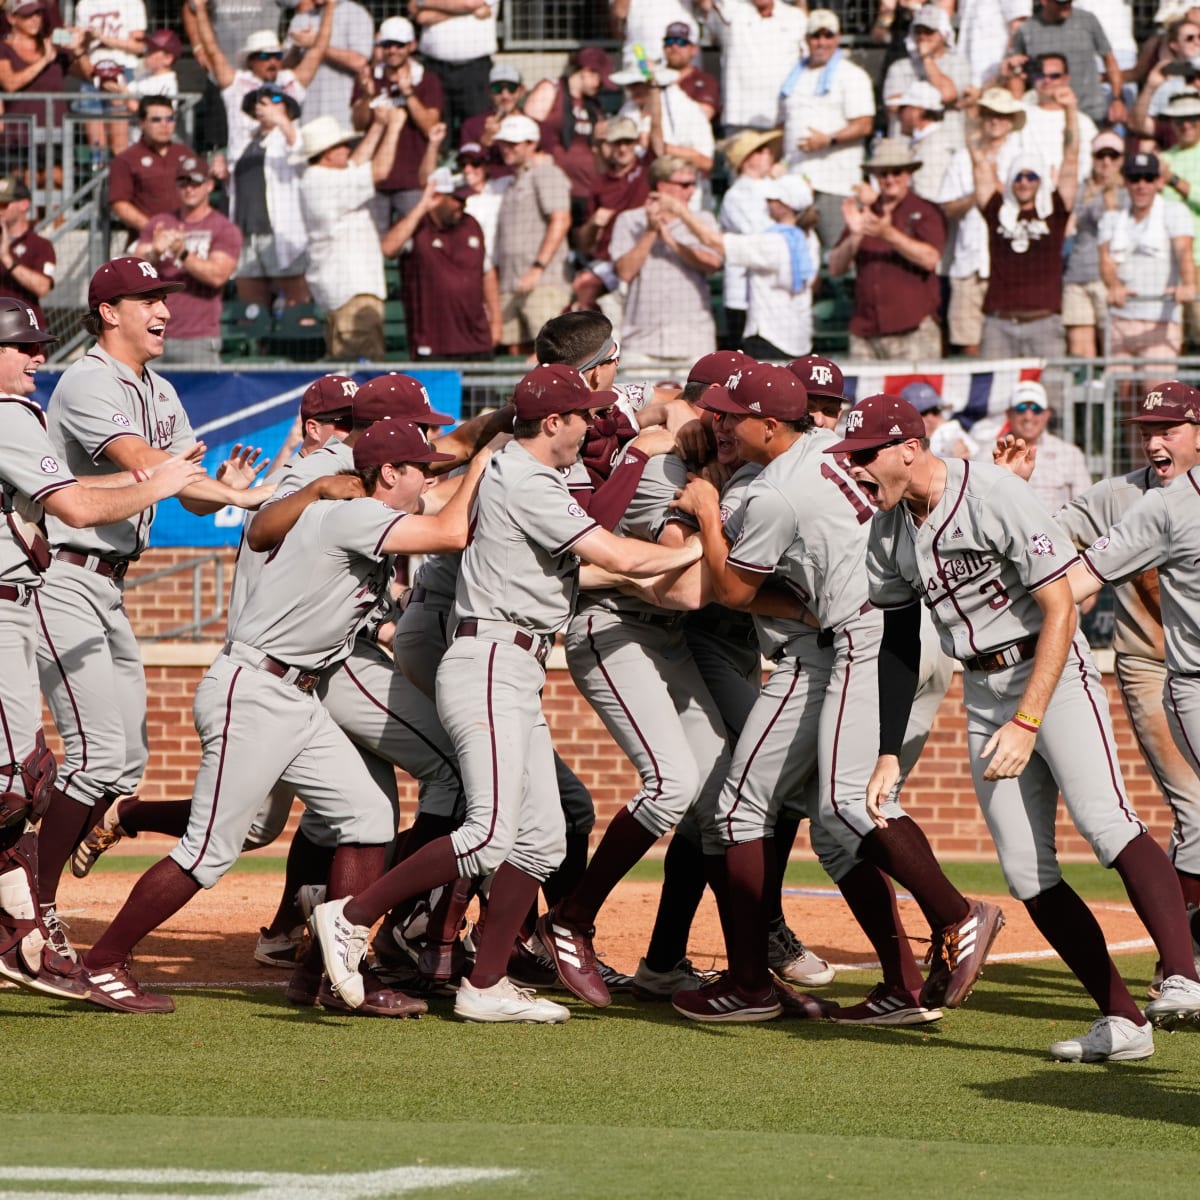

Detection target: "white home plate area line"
[0, 1166, 519, 1200]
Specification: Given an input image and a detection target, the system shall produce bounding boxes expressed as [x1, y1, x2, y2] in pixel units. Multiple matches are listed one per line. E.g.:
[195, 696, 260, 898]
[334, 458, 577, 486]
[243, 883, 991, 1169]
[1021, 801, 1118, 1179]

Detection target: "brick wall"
[36, 546, 1178, 863]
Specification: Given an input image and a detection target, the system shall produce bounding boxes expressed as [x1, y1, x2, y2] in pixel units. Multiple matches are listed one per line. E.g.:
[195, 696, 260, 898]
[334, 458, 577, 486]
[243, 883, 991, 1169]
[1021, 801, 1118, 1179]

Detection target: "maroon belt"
[962, 636, 1039, 674]
[455, 619, 550, 665]
[55, 549, 131, 580]
[222, 642, 320, 693]
[0, 584, 30, 604]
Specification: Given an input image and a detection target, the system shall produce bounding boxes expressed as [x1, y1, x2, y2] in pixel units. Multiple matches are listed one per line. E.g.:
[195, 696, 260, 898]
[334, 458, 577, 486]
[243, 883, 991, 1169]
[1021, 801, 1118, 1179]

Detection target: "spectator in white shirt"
[295, 106, 406, 360]
[410, 0, 500, 139]
[612, 54, 714, 177]
[778, 8, 876, 249]
[957, 0, 1033, 88]
[611, 0, 699, 58]
[882, 4, 970, 140]
[1016, 54, 1096, 185]
[75, 0, 146, 157]
[286, 0, 374, 123]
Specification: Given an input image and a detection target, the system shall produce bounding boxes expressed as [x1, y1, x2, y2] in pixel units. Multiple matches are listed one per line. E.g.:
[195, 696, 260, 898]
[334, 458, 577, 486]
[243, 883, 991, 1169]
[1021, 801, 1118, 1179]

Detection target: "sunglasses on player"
[847, 438, 904, 467]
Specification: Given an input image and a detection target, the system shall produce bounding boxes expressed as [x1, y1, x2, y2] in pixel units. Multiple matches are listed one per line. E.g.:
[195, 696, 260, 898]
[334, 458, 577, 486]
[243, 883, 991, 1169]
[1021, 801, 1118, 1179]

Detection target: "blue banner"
[33, 368, 462, 547]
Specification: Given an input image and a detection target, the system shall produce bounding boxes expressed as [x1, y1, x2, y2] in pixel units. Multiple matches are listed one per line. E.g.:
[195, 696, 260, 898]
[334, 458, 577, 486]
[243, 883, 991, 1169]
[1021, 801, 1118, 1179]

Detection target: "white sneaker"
[254, 925, 305, 968]
[454, 976, 570, 1024]
[767, 918, 835, 987]
[1145, 974, 1200, 1026]
[1049, 1016, 1155, 1063]
[296, 884, 327, 922]
[631, 957, 715, 999]
[312, 898, 369, 1008]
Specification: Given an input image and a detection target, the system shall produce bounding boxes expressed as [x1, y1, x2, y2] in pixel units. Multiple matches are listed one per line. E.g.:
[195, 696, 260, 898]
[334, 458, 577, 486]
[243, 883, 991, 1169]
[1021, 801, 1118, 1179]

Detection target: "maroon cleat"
[317, 965, 428, 1018]
[830, 981, 942, 1026]
[84, 961, 175, 1014]
[671, 974, 783, 1023]
[921, 899, 1005, 1009]
[771, 977, 840, 1020]
[0, 936, 94, 1003]
[285, 958, 323, 1007]
[536, 909, 611, 1008]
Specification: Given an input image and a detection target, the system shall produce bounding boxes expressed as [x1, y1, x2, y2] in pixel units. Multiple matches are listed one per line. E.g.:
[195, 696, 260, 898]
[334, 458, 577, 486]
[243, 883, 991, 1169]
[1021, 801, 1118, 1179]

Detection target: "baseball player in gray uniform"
[313, 365, 702, 1023]
[80, 420, 484, 1013]
[0, 299, 203, 1003]
[1069, 381, 1200, 1019]
[665, 366, 998, 1023]
[33, 258, 270, 974]
[842, 393, 1200, 1062]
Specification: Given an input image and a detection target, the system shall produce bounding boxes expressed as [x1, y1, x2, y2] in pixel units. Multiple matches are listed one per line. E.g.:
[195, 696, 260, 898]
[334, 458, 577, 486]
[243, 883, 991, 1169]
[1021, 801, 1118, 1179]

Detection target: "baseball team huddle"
[3, 255, 1200, 1065]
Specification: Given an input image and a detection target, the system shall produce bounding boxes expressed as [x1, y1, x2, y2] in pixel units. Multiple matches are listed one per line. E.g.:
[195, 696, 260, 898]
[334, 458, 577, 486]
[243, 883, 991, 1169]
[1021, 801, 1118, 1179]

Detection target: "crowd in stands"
[3, 0, 1200, 368]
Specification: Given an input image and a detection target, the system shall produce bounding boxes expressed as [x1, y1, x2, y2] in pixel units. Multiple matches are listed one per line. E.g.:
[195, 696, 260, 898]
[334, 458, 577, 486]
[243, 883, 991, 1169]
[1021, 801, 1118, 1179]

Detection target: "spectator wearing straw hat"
[0, 175, 55, 326]
[882, 4, 969, 139]
[896, 80, 956, 202]
[718, 126, 783, 348]
[295, 106, 406, 359]
[970, 87, 1079, 359]
[778, 8, 876, 249]
[1163, 90, 1200, 344]
[828, 137, 945, 361]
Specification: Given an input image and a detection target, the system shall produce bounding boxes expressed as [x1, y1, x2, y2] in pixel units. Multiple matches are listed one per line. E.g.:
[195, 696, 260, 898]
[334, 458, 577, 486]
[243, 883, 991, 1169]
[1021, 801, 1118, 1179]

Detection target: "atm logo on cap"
[342, 380, 358, 397]
[1144, 391, 1164, 409]
[138, 262, 160, 279]
[727, 369, 743, 390]
[811, 364, 833, 387]
[846, 410, 865, 432]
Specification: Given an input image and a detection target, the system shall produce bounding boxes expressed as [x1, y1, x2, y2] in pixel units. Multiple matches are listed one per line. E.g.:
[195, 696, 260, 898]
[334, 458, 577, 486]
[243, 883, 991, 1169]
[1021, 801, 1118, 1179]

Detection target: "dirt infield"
[44, 869, 1153, 986]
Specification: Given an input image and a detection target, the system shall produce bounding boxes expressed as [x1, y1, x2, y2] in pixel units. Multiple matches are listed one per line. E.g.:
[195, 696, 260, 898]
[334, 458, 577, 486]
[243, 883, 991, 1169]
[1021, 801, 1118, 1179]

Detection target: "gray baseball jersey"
[867, 459, 1078, 659]
[1080, 469, 1200, 675]
[43, 345, 195, 557]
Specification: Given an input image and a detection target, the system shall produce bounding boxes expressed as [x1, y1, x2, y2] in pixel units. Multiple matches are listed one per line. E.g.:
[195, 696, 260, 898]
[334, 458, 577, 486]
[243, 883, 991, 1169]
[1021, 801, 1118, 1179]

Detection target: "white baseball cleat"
[1049, 1015, 1155, 1063]
[312, 898, 369, 1008]
[454, 976, 570, 1024]
[631, 957, 716, 1000]
[1145, 974, 1200, 1026]
[767, 918, 835, 987]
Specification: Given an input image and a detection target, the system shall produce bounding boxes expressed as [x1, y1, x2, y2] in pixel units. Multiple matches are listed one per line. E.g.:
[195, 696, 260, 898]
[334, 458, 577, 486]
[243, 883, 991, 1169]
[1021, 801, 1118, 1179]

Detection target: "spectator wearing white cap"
[696, 0, 807, 135]
[490, 113, 572, 354]
[900, 381, 979, 459]
[1062, 129, 1123, 357]
[717, 127, 783, 348]
[882, 4, 969, 139]
[381, 167, 495, 359]
[1162, 90, 1200, 343]
[350, 17, 444, 221]
[778, 8, 876, 249]
[661, 20, 720, 122]
[410, 0, 499, 140]
[609, 153, 720, 363]
[1099, 150, 1195, 361]
[1015, 54, 1096, 185]
[660, 172, 819, 358]
[190, 0, 332, 170]
[459, 62, 525, 179]
[286, 0, 375, 124]
[897, 80, 957, 201]
[612, 52, 715, 178]
[295, 105, 407, 359]
[828, 137, 946, 360]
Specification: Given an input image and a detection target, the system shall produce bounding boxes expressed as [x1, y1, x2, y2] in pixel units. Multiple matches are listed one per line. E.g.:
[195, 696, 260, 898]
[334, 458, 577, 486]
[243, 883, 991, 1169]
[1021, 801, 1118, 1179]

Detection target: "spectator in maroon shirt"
[524, 46, 612, 222]
[661, 21, 720, 125]
[109, 96, 197, 238]
[572, 116, 652, 310]
[0, 175, 55, 324]
[458, 61, 525, 179]
[970, 86, 1079, 359]
[828, 136, 946, 360]
[381, 168, 496, 359]
[350, 16, 444, 220]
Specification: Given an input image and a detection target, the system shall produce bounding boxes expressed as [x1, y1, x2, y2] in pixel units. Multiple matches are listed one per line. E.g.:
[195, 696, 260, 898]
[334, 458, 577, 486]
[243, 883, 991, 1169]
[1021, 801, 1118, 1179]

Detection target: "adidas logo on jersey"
[951, 526, 963, 539]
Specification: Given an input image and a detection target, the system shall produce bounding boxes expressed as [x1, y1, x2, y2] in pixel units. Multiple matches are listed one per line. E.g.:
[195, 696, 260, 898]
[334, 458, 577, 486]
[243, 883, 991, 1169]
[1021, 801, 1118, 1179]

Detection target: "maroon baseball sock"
[426, 877, 476, 945]
[859, 816, 969, 930]
[1024, 880, 1144, 1023]
[84, 858, 200, 970]
[542, 831, 591, 908]
[702, 852, 736, 953]
[343, 837, 457, 926]
[467, 863, 542, 988]
[768, 815, 802, 923]
[265, 828, 336, 934]
[1177, 868, 1200, 911]
[724, 838, 775, 994]
[1114, 832, 1200, 980]
[837, 861, 924, 994]
[35, 788, 95, 907]
[396, 812, 458, 862]
[557, 807, 657, 927]
[644, 831, 707, 972]
[117, 798, 192, 838]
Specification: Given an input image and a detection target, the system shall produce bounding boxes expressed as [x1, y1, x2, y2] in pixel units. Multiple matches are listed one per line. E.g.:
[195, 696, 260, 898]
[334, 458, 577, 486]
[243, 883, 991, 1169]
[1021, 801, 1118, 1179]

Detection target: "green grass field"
[4, 862, 1198, 1200]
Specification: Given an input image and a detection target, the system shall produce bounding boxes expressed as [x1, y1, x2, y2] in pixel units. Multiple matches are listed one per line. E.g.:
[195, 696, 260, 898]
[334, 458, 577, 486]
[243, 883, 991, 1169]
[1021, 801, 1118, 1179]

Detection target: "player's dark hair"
[681, 380, 710, 405]
[535, 312, 612, 368]
[354, 462, 426, 492]
[782, 415, 816, 435]
[81, 308, 112, 337]
[138, 95, 175, 120]
[512, 416, 545, 440]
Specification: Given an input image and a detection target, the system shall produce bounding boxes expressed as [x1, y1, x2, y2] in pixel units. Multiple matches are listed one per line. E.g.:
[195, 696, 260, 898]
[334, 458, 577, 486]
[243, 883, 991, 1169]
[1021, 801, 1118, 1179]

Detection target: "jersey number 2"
[820, 463, 873, 525]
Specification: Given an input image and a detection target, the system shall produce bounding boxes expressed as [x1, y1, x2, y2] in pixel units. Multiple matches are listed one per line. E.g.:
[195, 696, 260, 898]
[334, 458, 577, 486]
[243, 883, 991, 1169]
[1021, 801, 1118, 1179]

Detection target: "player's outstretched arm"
[246, 474, 365, 551]
[1068, 558, 1104, 604]
[572, 525, 701, 578]
[430, 405, 514, 473]
[380, 449, 490, 555]
[43, 453, 207, 528]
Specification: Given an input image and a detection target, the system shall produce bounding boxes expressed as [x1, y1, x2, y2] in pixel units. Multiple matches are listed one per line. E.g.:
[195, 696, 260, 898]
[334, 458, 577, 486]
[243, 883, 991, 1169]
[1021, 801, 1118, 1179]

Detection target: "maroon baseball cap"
[352, 373, 455, 426]
[352, 419, 457, 470]
[664, 20, 695, 40]
[88, 257, 184, 309]
[825, 394, 925, 455]
[513, 363, 617, 420]
[787, 354, 847, 402]
[688, 349, 754, 387]
[146, 29, 184, 57]
[573, 46, 615, 88]
[698, 362, 809, 421]
[1122, 380, 1200, 425]
[457, 140, 488, 165]
[300, 374, 358, 422]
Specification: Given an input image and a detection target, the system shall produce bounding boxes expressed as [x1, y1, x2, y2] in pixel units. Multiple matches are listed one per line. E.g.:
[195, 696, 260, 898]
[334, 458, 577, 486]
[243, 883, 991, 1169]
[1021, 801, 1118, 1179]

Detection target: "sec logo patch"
[39, 455, 59, 474]
[567, 503, 586, 519]
[112, 413, 131, 427]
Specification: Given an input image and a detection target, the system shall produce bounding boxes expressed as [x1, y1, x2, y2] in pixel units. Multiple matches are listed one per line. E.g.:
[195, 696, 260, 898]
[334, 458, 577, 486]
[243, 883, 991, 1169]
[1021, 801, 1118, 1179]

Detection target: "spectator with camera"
[1099, 150, 1195, 361]
[1016, 54, 1096, 185]
[286, 0, 374, 124]
[0, 175, 54, 324]
[350, 17, 443, 221]
[881, 4, 969, 139]
[133, 161, 243, 365]
[1130, 18, 1200, 148]
[108, 97, 197, 238]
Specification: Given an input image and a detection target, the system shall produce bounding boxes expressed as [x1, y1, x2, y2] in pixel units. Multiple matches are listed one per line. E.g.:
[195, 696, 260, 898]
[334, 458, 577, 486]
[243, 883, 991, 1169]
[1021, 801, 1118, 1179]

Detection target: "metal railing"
[123, 551, 227, 642]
